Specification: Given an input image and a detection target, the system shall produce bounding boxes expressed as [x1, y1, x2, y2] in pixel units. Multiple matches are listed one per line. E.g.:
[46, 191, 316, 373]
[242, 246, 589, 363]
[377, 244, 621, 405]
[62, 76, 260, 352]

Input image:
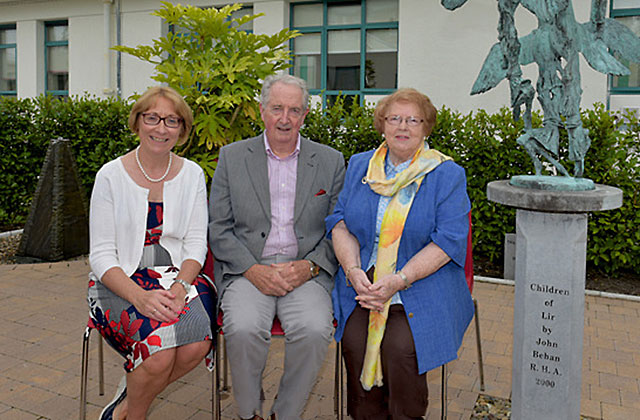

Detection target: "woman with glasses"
[326, 88, 473, 419]
[87, 86, 216, 420]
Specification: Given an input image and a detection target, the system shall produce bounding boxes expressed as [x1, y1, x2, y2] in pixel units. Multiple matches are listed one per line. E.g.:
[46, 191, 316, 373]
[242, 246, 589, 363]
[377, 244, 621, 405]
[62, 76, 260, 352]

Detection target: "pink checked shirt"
[261, 134, 300, 258]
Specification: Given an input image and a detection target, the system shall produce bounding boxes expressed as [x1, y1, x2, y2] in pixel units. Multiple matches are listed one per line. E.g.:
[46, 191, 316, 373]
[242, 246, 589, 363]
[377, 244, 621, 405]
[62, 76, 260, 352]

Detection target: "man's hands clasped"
[244, 260, 313, 296]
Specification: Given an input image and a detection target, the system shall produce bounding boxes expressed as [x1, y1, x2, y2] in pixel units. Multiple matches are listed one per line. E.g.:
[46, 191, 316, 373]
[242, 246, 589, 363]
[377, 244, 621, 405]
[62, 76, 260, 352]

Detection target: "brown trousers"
[342, 304, 428, 420]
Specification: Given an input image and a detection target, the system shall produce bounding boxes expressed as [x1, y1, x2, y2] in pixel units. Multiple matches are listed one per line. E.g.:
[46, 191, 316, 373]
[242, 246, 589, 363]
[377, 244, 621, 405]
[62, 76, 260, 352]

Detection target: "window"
[610, 1, 640, 92]
[45, 21, 69, 96]
[291, 0, 398, 106]
[0, 25, 17, 96]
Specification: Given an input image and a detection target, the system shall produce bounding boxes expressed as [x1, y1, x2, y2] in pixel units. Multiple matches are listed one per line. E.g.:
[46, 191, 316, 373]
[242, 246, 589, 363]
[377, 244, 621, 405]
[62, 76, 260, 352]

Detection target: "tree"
[113, 2, 298, 178]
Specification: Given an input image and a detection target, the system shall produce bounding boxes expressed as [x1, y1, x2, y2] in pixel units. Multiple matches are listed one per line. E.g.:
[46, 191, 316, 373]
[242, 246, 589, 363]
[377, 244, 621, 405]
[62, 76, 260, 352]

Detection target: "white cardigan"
[89, 157, 208, 281]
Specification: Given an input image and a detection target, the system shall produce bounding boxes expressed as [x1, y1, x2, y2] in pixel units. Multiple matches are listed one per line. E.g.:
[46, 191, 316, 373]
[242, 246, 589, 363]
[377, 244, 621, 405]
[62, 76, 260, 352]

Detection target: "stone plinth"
[487, 180, 622, 420]
[487, 180, 622, 213]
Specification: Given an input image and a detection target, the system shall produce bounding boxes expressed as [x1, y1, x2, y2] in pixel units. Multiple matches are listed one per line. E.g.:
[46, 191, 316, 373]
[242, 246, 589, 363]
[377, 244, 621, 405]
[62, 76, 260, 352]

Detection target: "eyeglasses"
[140, 112, 183, 129]
[268, 105, 304, 119]
[385, 115, 424, 127]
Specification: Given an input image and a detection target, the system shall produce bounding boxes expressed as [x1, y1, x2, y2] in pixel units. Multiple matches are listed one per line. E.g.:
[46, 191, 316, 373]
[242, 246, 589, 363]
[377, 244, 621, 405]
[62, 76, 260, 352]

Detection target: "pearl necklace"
[135, 146, 172, 183]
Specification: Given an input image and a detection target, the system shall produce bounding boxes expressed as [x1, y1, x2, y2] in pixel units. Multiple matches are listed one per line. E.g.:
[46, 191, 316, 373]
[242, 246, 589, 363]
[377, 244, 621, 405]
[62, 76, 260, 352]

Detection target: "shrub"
[303, 96, 640, 275]
[582, 104, 640, 274]
[1, 94, 638, 276]
[113, 2, 298, 180]
[302, 95, 381, 160]
[0, 97, 40, 230]
[0, 95, 135, 230]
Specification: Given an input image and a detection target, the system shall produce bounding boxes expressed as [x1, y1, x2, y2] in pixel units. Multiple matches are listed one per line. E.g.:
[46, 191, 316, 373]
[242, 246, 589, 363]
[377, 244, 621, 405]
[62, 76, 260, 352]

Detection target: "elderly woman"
[326, 88, 474, 419]
[87, 86, 216, 420]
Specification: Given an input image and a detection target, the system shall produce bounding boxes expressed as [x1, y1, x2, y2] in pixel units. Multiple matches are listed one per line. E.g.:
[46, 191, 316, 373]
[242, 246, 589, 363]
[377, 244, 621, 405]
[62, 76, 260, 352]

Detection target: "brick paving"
[0, 260, 638, 419]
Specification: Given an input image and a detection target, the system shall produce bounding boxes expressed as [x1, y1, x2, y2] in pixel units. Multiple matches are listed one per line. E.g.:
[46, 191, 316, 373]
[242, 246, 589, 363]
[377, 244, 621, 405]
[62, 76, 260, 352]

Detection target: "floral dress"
[87, 202, 216, 372]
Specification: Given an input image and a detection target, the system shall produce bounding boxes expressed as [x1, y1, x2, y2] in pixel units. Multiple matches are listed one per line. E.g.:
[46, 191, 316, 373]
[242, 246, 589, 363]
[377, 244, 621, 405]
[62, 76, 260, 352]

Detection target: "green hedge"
[1, 94, 638, 276]
[303, 99, 535, 263]
[0, 95, 136, 230]
[581, 105, 640, 272]
[303, 98, 640, 276]
[430, 107, 533, 262]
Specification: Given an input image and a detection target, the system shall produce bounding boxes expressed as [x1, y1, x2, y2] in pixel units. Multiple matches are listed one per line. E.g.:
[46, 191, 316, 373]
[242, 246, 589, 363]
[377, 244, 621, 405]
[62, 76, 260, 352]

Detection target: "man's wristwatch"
[307, 260, 320, 278]
[174, 278, 192, 294]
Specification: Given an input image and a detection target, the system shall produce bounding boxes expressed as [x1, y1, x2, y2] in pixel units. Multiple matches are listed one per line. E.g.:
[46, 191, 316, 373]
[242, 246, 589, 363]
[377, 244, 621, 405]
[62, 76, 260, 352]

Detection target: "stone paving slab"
[0, 260, 638, 419]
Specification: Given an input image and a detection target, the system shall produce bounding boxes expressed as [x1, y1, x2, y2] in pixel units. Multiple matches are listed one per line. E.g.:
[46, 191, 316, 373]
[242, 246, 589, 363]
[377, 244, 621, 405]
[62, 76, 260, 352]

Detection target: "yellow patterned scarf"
[360, 141, 451, 390]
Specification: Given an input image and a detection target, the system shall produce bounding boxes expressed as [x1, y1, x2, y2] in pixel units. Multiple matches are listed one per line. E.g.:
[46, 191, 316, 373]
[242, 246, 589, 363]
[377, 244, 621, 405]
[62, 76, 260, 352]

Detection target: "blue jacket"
[325, 150, 474, 373]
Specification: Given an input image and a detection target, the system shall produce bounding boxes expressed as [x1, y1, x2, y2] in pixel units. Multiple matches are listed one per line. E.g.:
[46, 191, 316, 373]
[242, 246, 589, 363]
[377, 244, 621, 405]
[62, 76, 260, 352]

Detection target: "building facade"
[0, 0, 639, 114]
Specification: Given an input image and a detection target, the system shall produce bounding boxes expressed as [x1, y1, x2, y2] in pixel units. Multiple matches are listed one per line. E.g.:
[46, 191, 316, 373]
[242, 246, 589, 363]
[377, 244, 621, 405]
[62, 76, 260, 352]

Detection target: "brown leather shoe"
[268, 414, 276, 420]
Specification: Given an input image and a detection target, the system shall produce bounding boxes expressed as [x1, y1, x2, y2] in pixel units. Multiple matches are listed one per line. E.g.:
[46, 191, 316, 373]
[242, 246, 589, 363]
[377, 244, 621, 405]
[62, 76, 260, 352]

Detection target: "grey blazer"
[208, 134, 346, 297]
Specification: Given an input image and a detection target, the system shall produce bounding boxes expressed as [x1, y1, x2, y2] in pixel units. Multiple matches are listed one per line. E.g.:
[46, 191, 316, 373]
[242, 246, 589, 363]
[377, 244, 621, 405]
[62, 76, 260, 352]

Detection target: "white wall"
[2, 0, 107, 98]
[0, 0, 636, 114]
[16, 20, 44, 97]
[119, 8, 162, 99]
[398, 0, 608, 114]
[253, 1, 288, 35]
[116, 0, 291, 99]
[69, 14, 104, 97]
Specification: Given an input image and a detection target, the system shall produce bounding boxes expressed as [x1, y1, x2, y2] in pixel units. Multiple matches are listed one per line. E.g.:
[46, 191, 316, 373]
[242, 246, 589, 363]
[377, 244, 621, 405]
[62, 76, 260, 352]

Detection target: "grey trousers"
[220, 263, 333, 419]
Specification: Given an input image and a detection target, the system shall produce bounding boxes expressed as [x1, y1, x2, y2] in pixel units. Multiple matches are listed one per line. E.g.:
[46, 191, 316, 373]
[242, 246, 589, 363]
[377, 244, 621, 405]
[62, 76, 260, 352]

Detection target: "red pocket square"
[315, 189, 326, 196]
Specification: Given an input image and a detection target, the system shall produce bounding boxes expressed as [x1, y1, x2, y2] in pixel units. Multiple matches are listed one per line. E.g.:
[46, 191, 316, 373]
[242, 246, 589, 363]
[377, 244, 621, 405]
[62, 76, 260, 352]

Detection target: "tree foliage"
[113, 2, 298, 179]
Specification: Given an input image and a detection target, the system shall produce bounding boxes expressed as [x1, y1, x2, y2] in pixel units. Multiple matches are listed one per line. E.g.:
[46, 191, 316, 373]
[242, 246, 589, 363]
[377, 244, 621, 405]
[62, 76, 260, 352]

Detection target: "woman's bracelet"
[397, 270, 411, 290]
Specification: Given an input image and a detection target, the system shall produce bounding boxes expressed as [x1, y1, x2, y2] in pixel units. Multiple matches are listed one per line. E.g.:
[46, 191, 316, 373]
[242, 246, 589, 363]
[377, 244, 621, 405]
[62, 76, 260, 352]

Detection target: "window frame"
[609, 6, 640, 94]
[0, 24, 17, 96]
[45, 20, 69, 97]
[289, 0, 399, 107]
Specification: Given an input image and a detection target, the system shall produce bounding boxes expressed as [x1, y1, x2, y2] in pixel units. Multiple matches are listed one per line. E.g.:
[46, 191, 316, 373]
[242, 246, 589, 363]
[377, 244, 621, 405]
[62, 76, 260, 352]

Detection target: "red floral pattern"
[87, 202, 217, 372]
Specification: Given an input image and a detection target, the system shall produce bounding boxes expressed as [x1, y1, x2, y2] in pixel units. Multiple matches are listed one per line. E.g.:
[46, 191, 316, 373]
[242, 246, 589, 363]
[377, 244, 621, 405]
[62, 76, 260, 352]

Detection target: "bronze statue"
[442, 0, 640, 185]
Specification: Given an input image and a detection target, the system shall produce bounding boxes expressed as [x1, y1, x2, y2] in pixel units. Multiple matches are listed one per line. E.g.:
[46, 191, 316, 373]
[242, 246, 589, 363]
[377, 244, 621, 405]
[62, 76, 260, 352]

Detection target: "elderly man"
[208, 74, 345, 420]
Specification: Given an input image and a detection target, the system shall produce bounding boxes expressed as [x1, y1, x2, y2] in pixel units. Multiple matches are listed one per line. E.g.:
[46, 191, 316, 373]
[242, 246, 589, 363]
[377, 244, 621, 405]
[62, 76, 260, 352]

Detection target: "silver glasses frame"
[385, 115, 424, 127]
